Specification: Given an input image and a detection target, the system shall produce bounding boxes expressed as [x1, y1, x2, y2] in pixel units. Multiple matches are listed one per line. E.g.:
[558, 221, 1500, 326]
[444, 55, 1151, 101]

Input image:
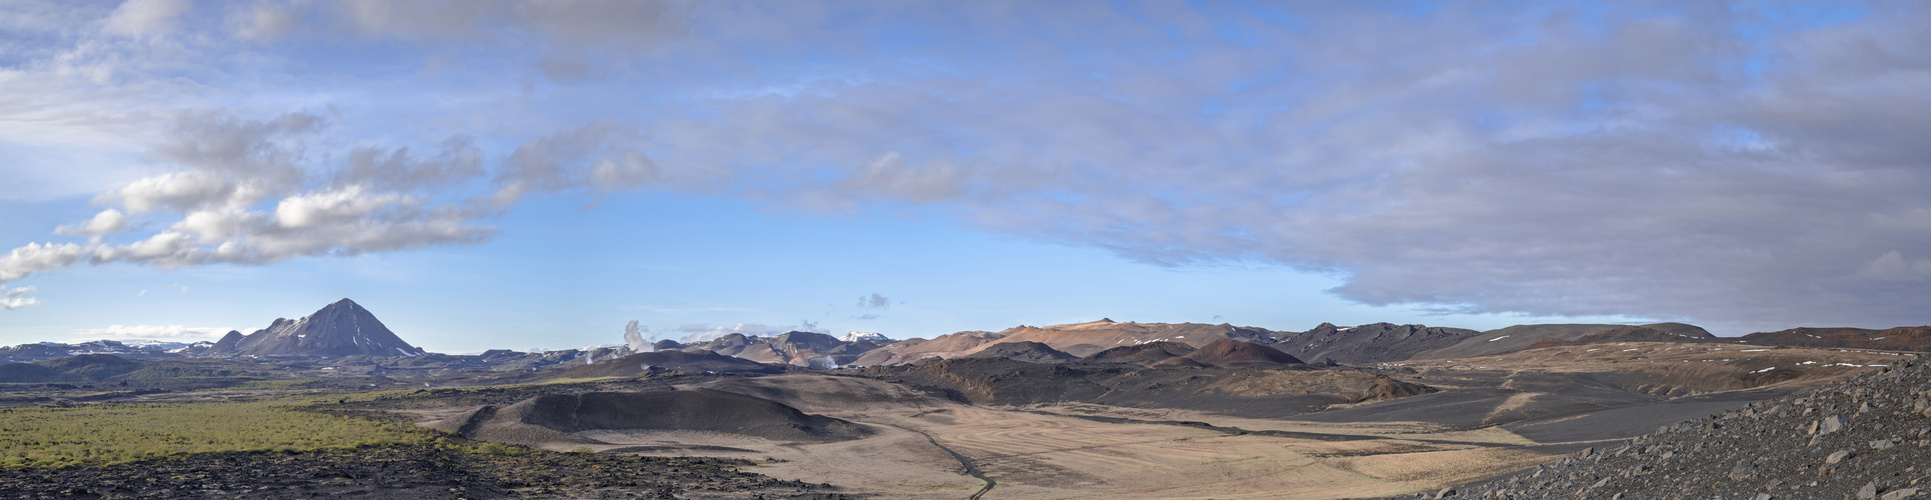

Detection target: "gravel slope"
[1434, 357, 1931, 500]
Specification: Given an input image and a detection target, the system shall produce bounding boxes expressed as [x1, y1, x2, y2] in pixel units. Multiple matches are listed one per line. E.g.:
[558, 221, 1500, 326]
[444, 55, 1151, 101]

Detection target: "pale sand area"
[466, 375, 1561, 499]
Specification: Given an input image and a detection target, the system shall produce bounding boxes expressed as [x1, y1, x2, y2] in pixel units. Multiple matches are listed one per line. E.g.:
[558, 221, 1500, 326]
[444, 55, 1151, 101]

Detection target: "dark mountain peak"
[211, 330, 244, 349]
[964, 341, 1077, 364]
[1185, 339, 1303, 367]
[205, 299, 427, 357]
[1080, 341, 1197, 365]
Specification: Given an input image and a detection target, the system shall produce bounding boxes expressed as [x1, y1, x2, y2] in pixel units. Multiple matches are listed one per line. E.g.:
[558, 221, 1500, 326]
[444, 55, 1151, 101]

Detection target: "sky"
[2, 0, 1928, 353]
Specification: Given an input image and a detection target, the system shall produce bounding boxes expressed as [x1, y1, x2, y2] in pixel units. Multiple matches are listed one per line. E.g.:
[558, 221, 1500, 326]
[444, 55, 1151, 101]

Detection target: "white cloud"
[53, 209, 129, 241]
[99, 172, 259, 214]
[2, 286, 40, 310]
[0, 243, 91, 283]
[71, 324, 231, 339]
[274, 186, 414, 229]
[0, 111, 564, 283]
[102, 0, 192, 38]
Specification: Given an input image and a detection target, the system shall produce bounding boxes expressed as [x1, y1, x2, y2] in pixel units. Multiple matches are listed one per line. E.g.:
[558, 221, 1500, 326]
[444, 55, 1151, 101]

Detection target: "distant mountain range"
[3, 298, 1927, 370]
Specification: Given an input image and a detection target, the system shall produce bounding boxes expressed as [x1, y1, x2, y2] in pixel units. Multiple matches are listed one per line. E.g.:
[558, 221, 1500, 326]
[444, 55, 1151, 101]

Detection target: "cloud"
[1, 110, 646, 285]
[70, 324, 231, 339]
[564, 2, 1931, 333]
[493, 122, 659, 205]
[1861, 251, 1931, 282]
[0, 243, 90, 283]
[231, 0, 685, 49]
[54, 209, 129, 241]
[7, 1, 1931, 335]
[2, 286, 39, 310]
[857, 293, 890, 309]
[102, 0, 192, 39]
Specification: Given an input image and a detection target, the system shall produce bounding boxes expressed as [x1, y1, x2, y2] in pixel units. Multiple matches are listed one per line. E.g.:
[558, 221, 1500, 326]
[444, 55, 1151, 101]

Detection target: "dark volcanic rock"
[0, 443, 843, 499]
[435, 389, 873, 444]
[1440, 357, 1931, 500]
[203, 330, 245, 354]
[1182, 339, 1303, 368]
[962, 341, 1078, 364]
[1271, 322, 1481, 365]
[1080, 341, 1197, 365]
[217, 299, 427, 357]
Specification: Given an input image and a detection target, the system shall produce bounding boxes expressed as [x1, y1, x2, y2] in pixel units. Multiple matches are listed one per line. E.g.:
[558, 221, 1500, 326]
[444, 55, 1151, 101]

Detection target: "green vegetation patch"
[0, 400, 433, 467]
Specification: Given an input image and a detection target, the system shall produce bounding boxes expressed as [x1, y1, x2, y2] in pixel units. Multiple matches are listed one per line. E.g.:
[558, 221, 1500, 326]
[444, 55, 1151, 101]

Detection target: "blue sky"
[3, 1, 1928, 352]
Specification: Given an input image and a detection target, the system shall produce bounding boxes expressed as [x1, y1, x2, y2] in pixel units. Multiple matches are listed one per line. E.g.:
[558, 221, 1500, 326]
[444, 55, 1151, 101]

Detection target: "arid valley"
[2, 299, 1926, 499]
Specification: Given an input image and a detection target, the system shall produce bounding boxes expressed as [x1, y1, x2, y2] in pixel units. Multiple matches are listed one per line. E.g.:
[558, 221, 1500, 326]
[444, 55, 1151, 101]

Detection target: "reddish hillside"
[1739, 326, 1931, 352]
[969, 319, 1277, 358]
[848, 330, 1007, 366]
[1524, 325, 1720, 350]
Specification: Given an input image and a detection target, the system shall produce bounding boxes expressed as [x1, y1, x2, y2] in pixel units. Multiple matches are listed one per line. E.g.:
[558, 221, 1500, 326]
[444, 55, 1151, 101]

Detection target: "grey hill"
[193, 298, 427, 357]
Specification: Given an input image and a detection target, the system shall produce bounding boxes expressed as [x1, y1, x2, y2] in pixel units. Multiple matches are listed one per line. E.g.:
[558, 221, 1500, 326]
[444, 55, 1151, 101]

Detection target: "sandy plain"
[405, 343, 1912, 499]
[450, 374, 1551, 499]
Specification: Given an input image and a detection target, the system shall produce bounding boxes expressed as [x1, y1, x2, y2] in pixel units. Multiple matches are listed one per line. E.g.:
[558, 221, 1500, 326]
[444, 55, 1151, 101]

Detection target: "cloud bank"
[4, 1, 1930, 333]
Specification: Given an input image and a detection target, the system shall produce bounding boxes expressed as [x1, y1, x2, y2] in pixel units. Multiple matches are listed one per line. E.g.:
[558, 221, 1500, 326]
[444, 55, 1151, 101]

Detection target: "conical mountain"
[227, 299, 426, 357]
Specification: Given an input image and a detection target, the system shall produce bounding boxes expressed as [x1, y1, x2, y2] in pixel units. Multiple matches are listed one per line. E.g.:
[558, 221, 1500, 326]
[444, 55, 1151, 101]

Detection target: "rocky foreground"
[0, 444, 847, 499]
[1436, 357, 1931, 500]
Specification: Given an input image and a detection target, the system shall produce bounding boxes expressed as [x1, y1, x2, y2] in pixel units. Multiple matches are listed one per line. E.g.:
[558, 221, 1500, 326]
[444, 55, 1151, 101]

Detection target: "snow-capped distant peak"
[842, 331, 893, 343]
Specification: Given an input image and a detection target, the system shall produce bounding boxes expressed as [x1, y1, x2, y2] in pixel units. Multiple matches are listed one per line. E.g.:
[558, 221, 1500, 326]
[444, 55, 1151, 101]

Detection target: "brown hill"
[848, 330, 1007, 366]
[1411, 322, 1714, 360]
[1739, 326, 1931, 352]
[1523, 325, 1722, 350]
[428, 389, 871, 446]
[961, 341, 1077, 364]
[964, 319, 1278, 358]
[1180, 339, 1303, 368]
